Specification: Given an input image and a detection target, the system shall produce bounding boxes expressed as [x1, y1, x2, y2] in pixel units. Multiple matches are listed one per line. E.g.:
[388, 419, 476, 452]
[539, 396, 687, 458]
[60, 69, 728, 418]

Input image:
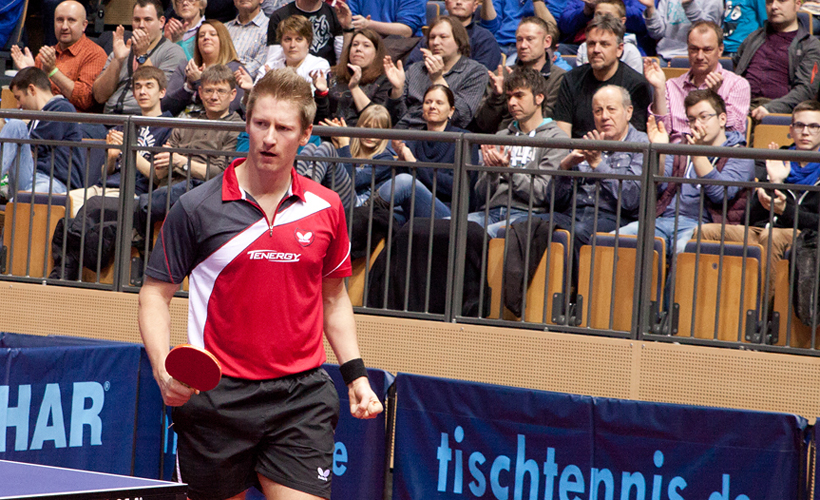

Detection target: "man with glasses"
[619, 89, 755, 255]
[698, 99, 820, 294]
[644, 20, 750, 144]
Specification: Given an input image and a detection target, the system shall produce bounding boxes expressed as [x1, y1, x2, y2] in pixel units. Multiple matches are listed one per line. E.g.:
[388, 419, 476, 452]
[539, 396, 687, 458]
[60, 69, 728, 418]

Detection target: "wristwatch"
[136, 54, 148, 65]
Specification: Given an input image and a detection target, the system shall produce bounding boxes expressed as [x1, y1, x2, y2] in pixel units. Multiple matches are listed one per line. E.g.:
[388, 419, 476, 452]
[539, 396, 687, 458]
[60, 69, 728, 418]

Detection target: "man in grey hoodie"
[470, 67, 570, 238]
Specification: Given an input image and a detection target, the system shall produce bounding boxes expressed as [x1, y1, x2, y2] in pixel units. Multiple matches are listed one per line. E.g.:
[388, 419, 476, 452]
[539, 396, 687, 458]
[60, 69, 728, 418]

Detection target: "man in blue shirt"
[0, 67, 85, 196]
[346, 0, 425, 37]
[480, 0, 558, 58]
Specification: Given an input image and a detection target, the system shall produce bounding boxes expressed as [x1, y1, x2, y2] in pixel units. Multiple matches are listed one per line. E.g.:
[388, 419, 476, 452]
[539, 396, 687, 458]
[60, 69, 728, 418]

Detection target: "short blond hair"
[246, 68, 316, 131]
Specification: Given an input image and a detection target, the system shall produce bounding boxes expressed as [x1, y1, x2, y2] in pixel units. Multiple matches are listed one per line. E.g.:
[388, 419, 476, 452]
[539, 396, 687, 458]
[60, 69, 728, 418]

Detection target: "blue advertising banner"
[393, 373, 809, 500]
[0, 333, 147, 475]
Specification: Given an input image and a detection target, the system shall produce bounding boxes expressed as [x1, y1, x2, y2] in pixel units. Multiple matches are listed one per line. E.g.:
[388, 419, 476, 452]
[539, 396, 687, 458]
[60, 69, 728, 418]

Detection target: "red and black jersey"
[146, 158, 352, 380]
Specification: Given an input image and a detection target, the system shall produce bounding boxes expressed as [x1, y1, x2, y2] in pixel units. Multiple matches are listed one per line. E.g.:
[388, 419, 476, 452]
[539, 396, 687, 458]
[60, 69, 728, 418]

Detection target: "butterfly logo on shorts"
[317, 467, 331, 481]
[295, 228, 315, 247]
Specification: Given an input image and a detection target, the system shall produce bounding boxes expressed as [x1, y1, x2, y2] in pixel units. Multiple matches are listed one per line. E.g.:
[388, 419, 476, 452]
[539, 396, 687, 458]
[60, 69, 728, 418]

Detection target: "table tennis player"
[138, 67, 383, 500]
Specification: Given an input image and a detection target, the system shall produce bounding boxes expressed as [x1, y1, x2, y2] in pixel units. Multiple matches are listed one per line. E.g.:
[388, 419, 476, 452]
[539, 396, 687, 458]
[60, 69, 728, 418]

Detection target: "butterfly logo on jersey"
[317, 467, 331, 481]
[295, 228, 315, 247]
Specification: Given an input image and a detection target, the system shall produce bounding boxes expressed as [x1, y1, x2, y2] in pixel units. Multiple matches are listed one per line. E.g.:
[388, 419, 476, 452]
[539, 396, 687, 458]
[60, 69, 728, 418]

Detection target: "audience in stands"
[164, 20, 247, 116]
[558, 0, 648, 54]
[225, 0, 269, 80]
[480, 0, 557, 59]
[575, 0, 643, 74]
[322, 105, 396, 208]
[10, 1, 107, 113]
[553, 14, 651, 138]
[539, 85, 647, 248]
[315, 28, 390, 127]
[384, 16, 489, 129]
[621, 90, 755, 255]
[722, 0, 766, 54]
[699, 100, 820, 293]
[135, 64, 243, 236]
[376, 85, 475, 221]
[164, 0, 207, 60]
[639, 0, 722, 60]
[266, 0, 349, 67]
[0, 67, 85, 195]
[346, 0, 426, 37]
[261, 0, 290, 16]
[474, 17, 566, 133]
[93, 0, 187, 115]
[68, 66, 173, 216]
[470, 68, 569, 237]
[645, 21, 750, 143]
[734, 0, 820, 121]
[406, 0, 502, 71]
[258, 15, 331, 87]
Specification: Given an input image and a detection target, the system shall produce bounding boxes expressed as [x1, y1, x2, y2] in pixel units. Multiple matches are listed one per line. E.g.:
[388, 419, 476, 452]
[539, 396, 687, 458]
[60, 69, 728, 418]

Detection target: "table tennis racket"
[165, 344, 222, 392]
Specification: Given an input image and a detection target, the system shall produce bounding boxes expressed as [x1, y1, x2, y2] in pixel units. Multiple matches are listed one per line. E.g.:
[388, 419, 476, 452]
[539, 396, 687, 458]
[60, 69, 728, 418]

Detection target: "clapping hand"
[10, 45, 35, 69]
[310, 69, 329, 92]
[481, 144, 510, 167]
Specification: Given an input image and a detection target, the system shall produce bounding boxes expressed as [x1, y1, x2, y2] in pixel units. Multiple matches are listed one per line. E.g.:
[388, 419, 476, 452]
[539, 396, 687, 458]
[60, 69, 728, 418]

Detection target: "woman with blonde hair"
[163, 19, 248, 116]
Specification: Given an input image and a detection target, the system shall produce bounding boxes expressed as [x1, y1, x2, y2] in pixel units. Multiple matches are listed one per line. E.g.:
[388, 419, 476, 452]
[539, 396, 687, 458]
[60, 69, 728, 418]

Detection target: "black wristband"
[343, 27, 355, 33]
[340, 358, 367, 385]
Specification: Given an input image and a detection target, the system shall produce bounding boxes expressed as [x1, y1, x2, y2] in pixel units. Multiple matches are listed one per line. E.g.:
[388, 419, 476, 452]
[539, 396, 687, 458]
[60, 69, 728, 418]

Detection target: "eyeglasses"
[200, 88, 230, 97]
[791, 122, 820, 134]
[686, 113, 717, 125]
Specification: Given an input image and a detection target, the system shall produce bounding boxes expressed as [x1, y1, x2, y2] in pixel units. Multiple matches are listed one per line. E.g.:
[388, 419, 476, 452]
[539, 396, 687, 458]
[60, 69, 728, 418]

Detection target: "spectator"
[321, 104, 397, 207]
[620, 90, 755, 255]
[553, 14, 652, 138]
[384, 16, 489, 129]
[698, 100, 820, 293]
[164, 20, 247, 116]
[645, 21, 750, 143]
[0, 67, 85, 195]
[407, 0, 502, 71]
[575, 0, 643, 74]
[639, 0, 722, 60]
[558, 0, 649, 54]
[734, 0, 820, 121]
[474, 17, 567, 132]
[135, 64, 244, 236]
[539, 85, 647, 250]
[68, 66, 173, 216]
[469, 68, 569, 237]
[261, 0, 290, 15]
[347, 0, 425, 37]
[480, 0, 558, 58]
[165, 0, 207, 60]
[315, 28, 391, 127]
[225, 0, 269, 80]
[723, 0, 766, 54]
[1, 0, 25, 48]
[10, 1, 107, 112]
[93, 0, 187, 115]
[376, 85, 478, 221]
[267, 0, 350, 67]
[258, 15, 331, 87]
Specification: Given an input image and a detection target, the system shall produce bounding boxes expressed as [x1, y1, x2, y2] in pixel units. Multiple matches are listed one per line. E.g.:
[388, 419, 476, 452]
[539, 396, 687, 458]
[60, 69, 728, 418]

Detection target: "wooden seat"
[661, 67, 688, 80]
[753, 124, 792, 149]
[486, 230, 569, 322]
[348, 239, 385, 307]
[2, 193, 70, 278]
[772, 258, 816, 348]
[577, 233, 665, 332]
[673, 240, 762, 341]
[1, 86, 18, 109]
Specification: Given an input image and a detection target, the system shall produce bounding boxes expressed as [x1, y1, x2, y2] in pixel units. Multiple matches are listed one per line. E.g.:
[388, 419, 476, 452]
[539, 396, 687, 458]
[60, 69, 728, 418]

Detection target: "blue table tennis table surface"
[0, 460, 187, 499]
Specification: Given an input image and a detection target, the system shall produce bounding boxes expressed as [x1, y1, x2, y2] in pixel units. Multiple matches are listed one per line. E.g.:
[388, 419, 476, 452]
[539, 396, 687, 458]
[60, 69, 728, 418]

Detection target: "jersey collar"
[223, 157, 307, 203]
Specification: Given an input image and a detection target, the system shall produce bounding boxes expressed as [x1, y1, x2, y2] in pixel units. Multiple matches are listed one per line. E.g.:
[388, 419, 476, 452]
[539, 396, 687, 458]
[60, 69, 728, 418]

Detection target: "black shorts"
[172, 368, 340, 500]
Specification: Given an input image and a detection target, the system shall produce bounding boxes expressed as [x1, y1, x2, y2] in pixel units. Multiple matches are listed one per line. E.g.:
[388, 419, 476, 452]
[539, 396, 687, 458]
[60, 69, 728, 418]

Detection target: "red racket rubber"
[165, 344, 222, 392]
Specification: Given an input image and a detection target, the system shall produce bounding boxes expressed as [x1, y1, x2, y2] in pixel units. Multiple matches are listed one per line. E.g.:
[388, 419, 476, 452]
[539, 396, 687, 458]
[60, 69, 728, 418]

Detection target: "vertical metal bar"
[449, 134, 468, 321]
[115, 118, 137, 291]
[633, 143, 653, 340]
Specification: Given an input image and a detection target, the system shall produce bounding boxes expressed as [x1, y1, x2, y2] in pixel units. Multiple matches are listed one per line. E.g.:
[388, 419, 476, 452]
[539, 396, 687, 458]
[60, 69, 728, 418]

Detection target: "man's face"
[200, 80, 235, 115]
[767, 0, 800, 28]
[174, 0, 203, 20]
[592, 87, 632, 140]
[790, 110, 820, 150]
[233, 0, 261, 12]
[594, 3, 625, 22]
[54, 1, 87, 48]
[246, 95, 312, 174]
[428, 22, 460, 61]
[132, 4, 165, 42]
[133, 78, 165, 112]
[444, 0, 478, 22]
[586, 28, 623, 73]
[515, 22, 549, 65]
[685, 100, 727, 144]
[687, 28, 722, 75]
[506, 86, 543, 122]
[11, 85, 39, 111]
